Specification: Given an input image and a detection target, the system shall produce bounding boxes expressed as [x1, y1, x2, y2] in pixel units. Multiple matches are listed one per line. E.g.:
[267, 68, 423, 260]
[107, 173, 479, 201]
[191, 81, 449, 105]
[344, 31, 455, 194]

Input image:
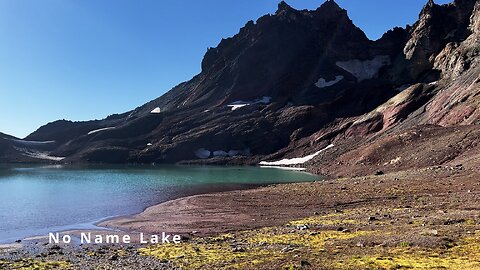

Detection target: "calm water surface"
[0, 165, 318, 243]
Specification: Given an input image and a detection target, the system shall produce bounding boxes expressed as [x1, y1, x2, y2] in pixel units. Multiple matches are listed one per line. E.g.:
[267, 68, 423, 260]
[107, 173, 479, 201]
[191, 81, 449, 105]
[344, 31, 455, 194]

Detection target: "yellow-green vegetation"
[140, 227, 369, 269]
[338, 231, 480, 270]
[247, 227, 367, 247]
[287, 212, 358, 227]
[0, 258, 70, 270]
[139, 210, 480, 270]
[288, 217, 358, 226]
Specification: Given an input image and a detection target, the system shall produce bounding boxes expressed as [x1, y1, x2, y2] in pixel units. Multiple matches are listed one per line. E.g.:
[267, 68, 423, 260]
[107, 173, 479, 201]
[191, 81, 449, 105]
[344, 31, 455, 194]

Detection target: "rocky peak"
[276, 1, 295, 15]
[315, 0, 348, 20]
[318, 0, 342, 12]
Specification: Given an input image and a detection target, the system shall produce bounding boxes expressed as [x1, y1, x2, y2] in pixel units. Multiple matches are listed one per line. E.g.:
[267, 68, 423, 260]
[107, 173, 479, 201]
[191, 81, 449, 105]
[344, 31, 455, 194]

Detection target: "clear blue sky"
[0, 0, 451, 138]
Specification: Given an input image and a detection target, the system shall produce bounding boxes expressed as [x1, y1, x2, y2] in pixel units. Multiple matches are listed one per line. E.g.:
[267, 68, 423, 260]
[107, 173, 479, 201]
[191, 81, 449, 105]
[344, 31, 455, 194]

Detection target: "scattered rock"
[49, 245, 61, 251]
[301, 260, 312, 267]
[296, 224, 309, 230]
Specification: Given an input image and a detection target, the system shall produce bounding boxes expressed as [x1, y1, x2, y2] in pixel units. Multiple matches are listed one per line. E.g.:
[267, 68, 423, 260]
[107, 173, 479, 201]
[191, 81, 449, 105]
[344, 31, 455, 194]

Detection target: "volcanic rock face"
[3, 0, 480, 170]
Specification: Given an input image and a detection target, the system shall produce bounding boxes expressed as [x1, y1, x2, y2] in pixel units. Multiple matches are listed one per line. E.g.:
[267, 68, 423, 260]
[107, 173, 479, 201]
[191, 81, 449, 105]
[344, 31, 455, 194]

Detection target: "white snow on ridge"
[315, 76, 344, 88]
[87, 127, 115, 135]
[151, 107, 161, 114]
[14, 147, 65, 161]
[227, 96, 272, 111]
[26, 152, 65, 161]
[259, 144, 334, 166]
[228, 104, 249, 111]
[336, 55, 390, 82]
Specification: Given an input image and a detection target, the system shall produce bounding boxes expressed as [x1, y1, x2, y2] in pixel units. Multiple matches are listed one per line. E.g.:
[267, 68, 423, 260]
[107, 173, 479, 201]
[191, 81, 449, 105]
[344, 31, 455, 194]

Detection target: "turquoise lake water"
[0, 165, 318, 243]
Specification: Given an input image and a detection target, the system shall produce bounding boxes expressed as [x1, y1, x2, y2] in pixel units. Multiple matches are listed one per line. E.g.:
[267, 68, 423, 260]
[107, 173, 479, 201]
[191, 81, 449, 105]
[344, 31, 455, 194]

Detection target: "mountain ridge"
[2, 0, 478, 176]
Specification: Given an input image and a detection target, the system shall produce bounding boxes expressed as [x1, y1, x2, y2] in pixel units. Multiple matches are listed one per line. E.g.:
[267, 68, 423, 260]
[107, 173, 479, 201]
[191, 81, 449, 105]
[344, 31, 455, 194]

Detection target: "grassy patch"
[0, 259, 70, 270]
[287, 212, 358, 227]
[139, 212, 480, 270]
[140, 226, 369, 269]
[339, 231, 480, 269]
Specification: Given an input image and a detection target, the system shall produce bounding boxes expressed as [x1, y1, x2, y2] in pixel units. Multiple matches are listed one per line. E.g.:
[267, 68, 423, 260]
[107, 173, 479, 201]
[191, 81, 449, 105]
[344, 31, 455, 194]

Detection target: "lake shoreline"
[0, 165, 319, 246]
[2, 165, 480, 269]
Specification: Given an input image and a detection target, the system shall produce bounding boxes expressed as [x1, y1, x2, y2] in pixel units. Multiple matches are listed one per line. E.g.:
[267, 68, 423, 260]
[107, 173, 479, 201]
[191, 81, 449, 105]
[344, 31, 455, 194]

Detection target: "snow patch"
[315, 76, 344, 88]
[227, 96, 272, 111]
[87, 127, 115, 135]
[228, 104, 249, 111]
[195, 148, 211, 159]
[150, 107, 161, 114]
[259, 144, 334, 166]
[336, 55, 390, 82]
[15, 147, 65, 161]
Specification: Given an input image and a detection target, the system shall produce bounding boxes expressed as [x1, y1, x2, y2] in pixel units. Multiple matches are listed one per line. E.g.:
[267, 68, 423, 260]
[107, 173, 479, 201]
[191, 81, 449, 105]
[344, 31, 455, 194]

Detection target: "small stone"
[109, 254, 119, 261]
[50, 245, 61, 250]
[296, 224, 309, 230]
[375, 170, 384, 176]
[368, 216, 377, 222]
[301, 260, 311, 267]
[232, 247, 245, 252]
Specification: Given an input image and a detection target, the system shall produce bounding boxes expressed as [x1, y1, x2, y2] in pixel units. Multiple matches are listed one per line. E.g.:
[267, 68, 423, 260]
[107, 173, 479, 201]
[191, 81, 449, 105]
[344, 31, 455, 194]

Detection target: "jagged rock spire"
[276, 1, 294, 13]
[319, 0, 342, 10]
